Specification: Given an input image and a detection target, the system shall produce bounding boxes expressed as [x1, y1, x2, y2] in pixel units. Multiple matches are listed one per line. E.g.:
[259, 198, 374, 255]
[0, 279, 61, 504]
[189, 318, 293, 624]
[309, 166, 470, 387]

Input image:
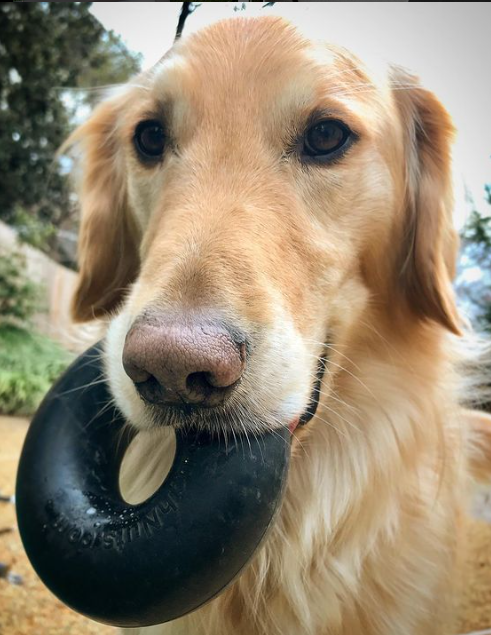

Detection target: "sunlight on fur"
[62, 14, 491, 635]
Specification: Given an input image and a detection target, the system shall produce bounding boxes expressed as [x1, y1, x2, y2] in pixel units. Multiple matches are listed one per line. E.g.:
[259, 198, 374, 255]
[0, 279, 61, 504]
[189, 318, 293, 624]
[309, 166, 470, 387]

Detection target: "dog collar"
[15, 342, 290, 627]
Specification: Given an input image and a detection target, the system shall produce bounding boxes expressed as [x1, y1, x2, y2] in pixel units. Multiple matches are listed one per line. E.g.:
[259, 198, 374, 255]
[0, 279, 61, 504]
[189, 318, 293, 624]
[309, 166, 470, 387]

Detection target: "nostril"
[135, 375, 164, 405]
[123, 359, 151, 385]
[186, 371, 239, 407]
[186, 372, 214, 398]
[205, 369, 239, 389]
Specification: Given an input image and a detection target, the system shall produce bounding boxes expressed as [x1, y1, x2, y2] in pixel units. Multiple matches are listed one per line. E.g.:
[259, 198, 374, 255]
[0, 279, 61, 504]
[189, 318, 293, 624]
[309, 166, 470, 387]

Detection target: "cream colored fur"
[63, 15, 491, 635]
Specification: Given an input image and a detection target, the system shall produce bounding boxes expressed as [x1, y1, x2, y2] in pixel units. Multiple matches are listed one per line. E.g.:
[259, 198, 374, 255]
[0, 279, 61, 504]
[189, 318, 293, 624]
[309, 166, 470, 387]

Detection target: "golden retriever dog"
[64, 14, 491, 635]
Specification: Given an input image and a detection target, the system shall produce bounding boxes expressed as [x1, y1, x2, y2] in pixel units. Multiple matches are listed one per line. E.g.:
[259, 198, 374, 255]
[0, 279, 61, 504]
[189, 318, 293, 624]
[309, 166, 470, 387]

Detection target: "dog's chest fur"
[121, 355, 465, 635]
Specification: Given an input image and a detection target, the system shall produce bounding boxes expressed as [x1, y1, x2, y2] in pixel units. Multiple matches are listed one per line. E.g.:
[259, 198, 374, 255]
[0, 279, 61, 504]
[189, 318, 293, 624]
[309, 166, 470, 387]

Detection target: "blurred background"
[0, 3, 490, 634]
[0, 1, 490, 419]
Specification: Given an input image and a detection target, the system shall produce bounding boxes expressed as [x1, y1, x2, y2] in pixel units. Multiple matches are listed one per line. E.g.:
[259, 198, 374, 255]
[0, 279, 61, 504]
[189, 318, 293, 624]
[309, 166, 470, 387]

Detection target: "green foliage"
[0, 248, 43, 324]
[0, 245, 68, 415]
[10, 206, 57, 251]
[0, 245, 70, 416]
[0, 324, 72, 416]
[0, 2, 141, 264]
[76, 29, 143, 108]
[457, 183, 491, 333]
[461, 209, 491, 247]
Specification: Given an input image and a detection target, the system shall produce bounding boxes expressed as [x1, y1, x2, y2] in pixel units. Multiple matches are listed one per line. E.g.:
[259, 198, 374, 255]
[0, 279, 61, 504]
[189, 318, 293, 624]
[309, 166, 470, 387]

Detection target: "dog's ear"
[391, 66, 462, 335]
[63, 97, 140, 323]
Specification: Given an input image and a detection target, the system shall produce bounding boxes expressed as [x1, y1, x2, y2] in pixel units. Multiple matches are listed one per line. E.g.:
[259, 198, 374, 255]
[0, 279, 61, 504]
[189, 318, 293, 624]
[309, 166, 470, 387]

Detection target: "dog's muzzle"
[15, 342, 290, 628]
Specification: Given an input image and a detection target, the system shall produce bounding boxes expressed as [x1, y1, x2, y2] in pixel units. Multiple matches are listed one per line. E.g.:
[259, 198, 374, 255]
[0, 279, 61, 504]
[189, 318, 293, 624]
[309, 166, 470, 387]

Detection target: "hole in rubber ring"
[119, 427, 176, 505]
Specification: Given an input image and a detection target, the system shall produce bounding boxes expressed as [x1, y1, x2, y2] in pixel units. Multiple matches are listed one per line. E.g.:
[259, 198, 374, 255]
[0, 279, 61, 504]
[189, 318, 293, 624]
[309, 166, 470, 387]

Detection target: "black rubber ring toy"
[15, 342, 290, 628]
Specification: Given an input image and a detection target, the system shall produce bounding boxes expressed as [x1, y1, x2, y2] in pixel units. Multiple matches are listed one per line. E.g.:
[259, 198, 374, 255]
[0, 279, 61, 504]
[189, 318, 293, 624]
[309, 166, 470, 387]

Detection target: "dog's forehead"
[147, 16, 382, 125]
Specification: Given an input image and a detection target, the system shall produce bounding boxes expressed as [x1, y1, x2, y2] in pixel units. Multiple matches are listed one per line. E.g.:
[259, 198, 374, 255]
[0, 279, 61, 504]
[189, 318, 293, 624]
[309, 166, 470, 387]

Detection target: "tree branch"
[175, 2, 193, 40]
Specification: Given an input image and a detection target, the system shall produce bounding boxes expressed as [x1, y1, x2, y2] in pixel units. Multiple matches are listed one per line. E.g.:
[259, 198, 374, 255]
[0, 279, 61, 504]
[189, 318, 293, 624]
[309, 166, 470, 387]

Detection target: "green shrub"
[0, 324, 72, 416]
[11, 206, 57, 253]
[0, 245, 72, 416]
[0, 248, 43, 325]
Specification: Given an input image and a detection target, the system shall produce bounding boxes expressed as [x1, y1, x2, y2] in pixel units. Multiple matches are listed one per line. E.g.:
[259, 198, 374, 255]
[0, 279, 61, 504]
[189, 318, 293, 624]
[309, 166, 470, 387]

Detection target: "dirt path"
[0, 416, 114, 635]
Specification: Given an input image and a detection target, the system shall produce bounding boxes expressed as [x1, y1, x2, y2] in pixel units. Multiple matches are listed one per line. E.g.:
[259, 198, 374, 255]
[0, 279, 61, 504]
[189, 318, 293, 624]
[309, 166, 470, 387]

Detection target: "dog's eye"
[134, 120, 165, 160]
[303, 120, 351, 159]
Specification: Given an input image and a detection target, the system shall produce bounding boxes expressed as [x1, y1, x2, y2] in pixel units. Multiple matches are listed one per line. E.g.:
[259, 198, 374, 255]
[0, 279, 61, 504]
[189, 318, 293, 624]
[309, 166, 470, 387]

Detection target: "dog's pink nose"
[122, 312, 247, 408]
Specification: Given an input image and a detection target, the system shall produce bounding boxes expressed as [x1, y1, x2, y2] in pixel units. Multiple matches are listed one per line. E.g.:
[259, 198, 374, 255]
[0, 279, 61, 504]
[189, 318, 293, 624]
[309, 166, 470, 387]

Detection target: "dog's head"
[66, 16, 460, 434]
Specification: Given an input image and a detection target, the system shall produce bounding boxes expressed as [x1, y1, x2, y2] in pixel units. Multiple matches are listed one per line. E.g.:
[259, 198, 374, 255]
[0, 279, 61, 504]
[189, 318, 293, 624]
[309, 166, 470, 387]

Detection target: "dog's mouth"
[298, 353, 328, 426]
[144, 352, 328, 435]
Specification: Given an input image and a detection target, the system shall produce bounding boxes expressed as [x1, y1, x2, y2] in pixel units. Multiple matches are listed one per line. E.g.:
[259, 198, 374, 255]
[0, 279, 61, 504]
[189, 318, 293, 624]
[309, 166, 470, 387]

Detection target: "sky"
[90, 2, 491, 226]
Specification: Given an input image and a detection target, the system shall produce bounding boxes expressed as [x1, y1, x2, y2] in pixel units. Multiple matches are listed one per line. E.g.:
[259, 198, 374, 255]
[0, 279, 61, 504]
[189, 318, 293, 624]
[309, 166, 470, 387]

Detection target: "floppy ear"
[391, 66, 462, 335]
[64, 98, 140, 322]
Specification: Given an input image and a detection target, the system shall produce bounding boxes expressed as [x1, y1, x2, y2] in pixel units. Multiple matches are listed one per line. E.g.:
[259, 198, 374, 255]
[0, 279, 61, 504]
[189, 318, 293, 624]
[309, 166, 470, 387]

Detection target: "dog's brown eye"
[134, 120, 165, 160]
[303, 120, 351, 158]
